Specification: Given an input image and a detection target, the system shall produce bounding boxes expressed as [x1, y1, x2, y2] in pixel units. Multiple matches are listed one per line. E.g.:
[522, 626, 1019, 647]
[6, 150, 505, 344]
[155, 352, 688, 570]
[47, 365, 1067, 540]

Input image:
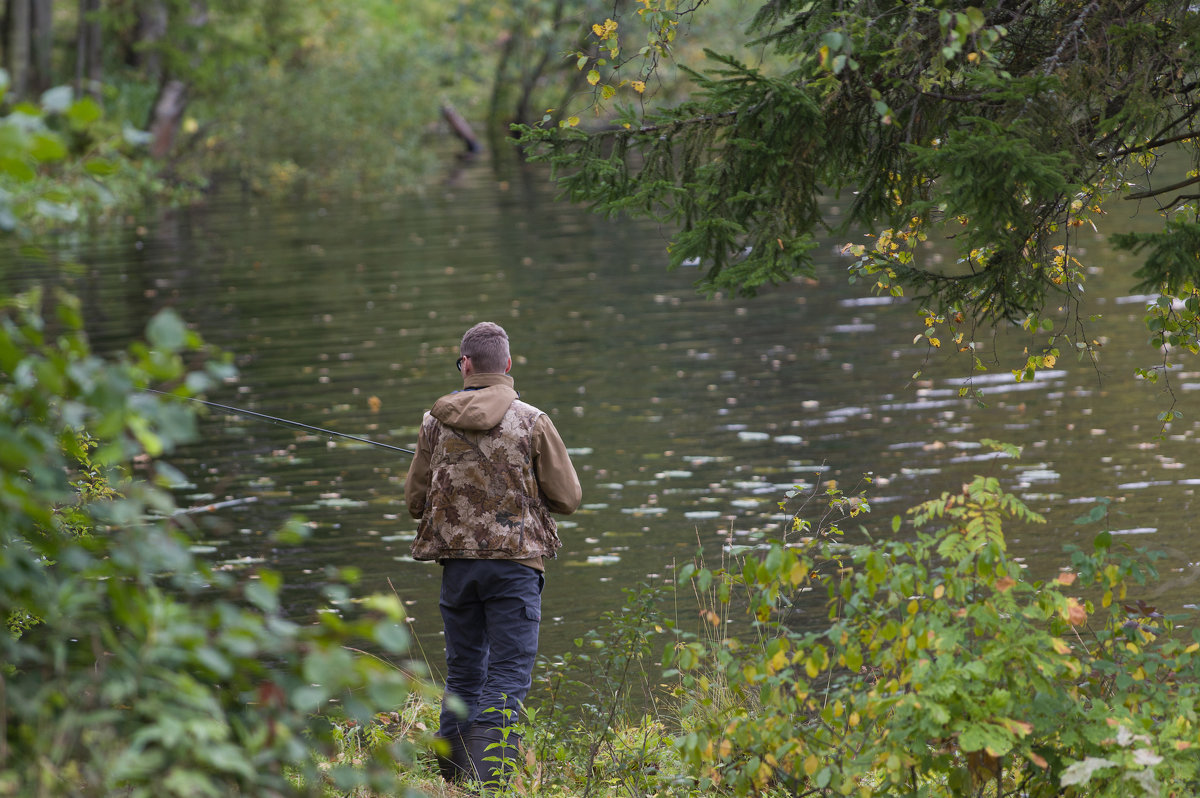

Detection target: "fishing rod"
[144, 388, 415, 455]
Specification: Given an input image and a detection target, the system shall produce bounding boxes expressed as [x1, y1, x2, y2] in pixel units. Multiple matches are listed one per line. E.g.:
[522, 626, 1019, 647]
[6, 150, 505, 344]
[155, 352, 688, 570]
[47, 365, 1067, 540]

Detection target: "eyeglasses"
[456, 355, 468, 372]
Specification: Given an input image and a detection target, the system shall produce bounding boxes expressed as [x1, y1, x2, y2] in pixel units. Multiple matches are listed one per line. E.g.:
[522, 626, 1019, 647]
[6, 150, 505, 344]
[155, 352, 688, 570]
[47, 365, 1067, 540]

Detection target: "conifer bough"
[523, 1, 1200, 327]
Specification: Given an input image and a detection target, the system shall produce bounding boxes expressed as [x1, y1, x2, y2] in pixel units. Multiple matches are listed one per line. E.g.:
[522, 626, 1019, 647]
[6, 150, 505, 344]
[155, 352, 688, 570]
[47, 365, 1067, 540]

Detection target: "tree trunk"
[136, 0, 167, 83]
[8, 0, 31, 99]
[30, 0, 51, 94]
[75, 0, 100, 99]
[441, 103, 482, 155]
[148, 78, 187, 159]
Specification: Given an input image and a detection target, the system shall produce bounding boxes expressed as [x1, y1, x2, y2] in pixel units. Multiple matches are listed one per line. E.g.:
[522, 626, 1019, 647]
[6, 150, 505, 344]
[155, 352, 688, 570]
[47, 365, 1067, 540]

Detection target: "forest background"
[7, 1, 1200, 797]
[0, 0, 756, 228]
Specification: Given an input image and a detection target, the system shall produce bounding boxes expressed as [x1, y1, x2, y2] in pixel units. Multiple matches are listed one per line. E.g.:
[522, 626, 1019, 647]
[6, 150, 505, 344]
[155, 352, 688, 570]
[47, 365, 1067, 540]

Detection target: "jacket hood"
[429, 373, 518, 431]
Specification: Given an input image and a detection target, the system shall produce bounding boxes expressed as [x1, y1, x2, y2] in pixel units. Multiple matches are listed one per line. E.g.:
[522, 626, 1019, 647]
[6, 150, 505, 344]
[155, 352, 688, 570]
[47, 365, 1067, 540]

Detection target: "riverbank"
[318, 477, 1200, 797]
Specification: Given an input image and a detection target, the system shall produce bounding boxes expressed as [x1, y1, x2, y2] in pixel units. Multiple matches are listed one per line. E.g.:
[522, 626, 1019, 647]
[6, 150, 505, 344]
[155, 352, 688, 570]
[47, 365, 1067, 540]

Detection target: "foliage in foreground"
[656, 474, 1200, 796]
[519, 469, 1200, 798]
[0, 290, 431, 797]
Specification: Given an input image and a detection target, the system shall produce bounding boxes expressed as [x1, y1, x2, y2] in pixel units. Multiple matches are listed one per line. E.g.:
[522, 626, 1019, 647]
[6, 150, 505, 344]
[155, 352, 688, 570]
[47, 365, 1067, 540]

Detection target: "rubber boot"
[466, 724, 522, 790]
[433, 729, 471, 783]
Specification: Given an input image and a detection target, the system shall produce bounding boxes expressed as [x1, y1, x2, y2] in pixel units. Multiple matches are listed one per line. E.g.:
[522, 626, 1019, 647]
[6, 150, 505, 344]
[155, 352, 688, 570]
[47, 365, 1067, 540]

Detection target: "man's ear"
[505, 357, 512, 374]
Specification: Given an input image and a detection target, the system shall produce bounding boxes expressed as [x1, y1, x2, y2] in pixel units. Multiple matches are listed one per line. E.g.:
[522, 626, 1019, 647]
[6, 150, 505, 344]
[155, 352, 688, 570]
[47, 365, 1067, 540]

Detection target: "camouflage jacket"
[405, 374, 581, 566]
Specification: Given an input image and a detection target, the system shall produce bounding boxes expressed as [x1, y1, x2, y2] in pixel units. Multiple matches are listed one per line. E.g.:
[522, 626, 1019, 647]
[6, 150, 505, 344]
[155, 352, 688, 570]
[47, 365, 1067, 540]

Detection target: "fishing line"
[144, 388, 415, 455]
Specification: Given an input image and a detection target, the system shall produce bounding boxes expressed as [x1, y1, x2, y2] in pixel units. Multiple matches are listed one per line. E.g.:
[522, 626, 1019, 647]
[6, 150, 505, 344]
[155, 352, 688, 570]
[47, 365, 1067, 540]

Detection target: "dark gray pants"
[438, 558, 543, 736]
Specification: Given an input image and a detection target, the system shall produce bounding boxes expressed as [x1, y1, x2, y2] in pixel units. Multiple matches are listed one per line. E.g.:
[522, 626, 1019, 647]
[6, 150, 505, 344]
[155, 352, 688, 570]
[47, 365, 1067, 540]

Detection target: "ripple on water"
[943, 370, 1068, 386]
[1016, 468, 1060, 483]
[900, 467, 942, 477]
[682, 455, 730, 466]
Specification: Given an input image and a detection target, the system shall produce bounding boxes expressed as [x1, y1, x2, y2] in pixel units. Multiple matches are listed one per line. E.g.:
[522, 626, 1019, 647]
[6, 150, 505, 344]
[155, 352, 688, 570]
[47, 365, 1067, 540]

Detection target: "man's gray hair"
[460, 322, 510, 373]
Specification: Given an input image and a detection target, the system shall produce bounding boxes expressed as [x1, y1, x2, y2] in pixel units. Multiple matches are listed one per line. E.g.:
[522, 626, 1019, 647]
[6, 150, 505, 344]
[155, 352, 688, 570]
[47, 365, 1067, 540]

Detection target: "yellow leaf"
[567, 116, 580, 127]
[929, 337, 941, 348]
[592, 23, 605, 36]
[632, 80, 646, 93]
[1051, 638, 1071, 655]
[586, 69, 600, 86]
[718, 738, 732, 758]
[933, 584, 945, 599]
[804, 755, 820, 776]
[787, 559, 806, 585]
[1186, 643, 1200, 654]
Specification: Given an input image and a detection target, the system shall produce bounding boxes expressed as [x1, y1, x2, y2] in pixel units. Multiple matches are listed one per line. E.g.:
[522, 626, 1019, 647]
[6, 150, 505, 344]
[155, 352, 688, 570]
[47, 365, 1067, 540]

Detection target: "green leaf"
[84, 157, 119, 176]
[66, 96, 103, 129]
[958, 723, 1011, 755]
[29, 132, 67, 162]
[373, 620, 410, 653]
[245, 580, 279, 613]
[146, 309, 188, 352]
[0, 155, 36, 182]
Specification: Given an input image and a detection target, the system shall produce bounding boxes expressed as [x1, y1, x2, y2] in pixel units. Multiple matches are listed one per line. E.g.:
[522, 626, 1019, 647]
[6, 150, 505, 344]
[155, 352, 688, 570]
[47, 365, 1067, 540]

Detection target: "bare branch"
[1124, 174, 1200, 201]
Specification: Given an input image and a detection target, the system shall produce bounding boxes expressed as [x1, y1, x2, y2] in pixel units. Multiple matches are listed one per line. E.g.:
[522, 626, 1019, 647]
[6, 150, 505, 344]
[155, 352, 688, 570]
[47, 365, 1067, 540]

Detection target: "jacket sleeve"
[532, 414, 582, 515]
[404, 414, 434, 519]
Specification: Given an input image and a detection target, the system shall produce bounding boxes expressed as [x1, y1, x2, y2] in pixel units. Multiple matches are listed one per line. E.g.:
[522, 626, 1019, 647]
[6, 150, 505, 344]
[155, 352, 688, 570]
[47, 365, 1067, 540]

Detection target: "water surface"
[7, 161, 1200, 672]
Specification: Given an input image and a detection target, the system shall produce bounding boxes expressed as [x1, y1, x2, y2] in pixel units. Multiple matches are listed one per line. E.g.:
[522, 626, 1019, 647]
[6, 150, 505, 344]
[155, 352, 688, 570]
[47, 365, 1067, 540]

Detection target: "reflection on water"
[5, 161, 1200, 668]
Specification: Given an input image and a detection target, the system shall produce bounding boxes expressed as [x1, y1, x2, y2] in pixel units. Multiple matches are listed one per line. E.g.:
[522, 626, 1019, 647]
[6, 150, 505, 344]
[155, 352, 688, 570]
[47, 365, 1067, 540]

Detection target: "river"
[5, 159, 1200, 677]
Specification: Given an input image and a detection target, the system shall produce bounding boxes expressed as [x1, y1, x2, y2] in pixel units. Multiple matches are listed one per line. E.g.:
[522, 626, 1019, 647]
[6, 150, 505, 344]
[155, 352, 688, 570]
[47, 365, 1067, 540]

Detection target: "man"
[405, 322, 582, 786]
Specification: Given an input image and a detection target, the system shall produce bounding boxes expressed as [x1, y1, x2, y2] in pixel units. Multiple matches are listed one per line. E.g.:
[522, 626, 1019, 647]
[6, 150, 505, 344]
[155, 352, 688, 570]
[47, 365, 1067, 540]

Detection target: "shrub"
[666, 471, 1200, 796]
[0, 289, 430, 797]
